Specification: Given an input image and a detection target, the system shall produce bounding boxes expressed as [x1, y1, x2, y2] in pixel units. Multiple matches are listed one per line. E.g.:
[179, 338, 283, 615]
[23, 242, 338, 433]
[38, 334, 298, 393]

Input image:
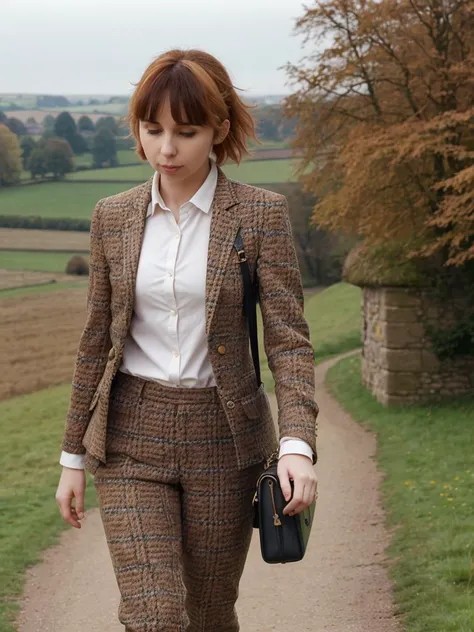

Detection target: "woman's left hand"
[277, 454, 318, 516]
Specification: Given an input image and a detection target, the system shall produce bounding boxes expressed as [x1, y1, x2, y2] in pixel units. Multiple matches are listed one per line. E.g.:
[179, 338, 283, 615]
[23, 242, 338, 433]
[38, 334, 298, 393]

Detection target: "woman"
[55, 49, 319, 632]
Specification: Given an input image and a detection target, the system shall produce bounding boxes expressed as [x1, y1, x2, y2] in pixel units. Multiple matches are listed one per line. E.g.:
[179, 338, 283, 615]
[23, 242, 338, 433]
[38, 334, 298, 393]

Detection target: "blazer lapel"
[121, 167, 240, 336]
[205, 167, 240, 334]
[123, 177, 153, 329]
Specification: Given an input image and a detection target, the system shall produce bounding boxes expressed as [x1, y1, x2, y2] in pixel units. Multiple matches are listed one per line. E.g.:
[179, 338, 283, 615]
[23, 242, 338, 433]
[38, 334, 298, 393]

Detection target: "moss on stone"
[343, 243, 436, 288]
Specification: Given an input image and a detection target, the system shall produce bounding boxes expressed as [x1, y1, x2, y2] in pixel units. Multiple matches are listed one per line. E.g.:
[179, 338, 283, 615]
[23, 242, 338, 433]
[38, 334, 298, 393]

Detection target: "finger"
[75, 492, 86, 520]
[283, 481, 305, 515]
[277, 468, 293, 502]
[58, 497, 81, 529]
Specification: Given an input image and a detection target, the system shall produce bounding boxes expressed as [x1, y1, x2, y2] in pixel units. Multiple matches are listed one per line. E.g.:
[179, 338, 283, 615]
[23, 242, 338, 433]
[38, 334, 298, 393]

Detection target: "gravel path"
[16, 352, 402, 632]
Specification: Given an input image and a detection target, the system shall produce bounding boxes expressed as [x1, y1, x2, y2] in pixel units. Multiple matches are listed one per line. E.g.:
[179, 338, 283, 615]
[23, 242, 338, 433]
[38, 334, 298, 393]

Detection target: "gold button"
[217, 344, 226, 355]
[108, 347, 116, 360]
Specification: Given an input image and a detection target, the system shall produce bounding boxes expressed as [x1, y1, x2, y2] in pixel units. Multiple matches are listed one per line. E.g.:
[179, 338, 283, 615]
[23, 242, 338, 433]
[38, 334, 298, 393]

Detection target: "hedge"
[0, 215, 91, 231]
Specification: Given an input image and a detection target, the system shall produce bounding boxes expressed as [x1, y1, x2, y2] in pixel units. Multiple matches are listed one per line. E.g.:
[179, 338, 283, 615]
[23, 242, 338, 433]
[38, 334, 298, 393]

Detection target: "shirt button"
[171, 310, 176, 315]
[226, 400, 235, 409]
[175, 234, 180, 240]
[217, 344, 226, 355]
[173, 351, 179, 357]
[168, 272, 173, 278]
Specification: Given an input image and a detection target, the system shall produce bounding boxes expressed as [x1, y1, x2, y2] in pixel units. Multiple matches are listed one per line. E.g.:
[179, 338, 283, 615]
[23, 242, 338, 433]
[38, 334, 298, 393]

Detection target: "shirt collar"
[148, 157, 218, 218]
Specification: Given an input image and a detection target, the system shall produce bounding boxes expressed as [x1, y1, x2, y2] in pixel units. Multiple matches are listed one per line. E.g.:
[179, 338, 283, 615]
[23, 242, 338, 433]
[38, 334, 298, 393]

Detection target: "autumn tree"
[0, 124, 22, 186]
[284, 0, 474, 267]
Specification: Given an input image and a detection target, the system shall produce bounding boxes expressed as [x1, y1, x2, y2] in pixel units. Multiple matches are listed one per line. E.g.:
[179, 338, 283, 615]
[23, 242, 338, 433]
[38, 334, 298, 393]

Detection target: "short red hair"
[128, 49, 259, 165]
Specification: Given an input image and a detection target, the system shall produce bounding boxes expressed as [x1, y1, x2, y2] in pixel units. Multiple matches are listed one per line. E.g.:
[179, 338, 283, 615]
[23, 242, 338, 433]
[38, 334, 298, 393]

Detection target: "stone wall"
[361, 287, 474, 405]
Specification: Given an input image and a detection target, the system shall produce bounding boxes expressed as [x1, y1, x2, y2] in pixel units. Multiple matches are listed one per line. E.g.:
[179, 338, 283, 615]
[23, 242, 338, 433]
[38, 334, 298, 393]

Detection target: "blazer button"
[226, 400, 235, 409]
[108, 347, 116, 361]
[217, 344, 226, 355]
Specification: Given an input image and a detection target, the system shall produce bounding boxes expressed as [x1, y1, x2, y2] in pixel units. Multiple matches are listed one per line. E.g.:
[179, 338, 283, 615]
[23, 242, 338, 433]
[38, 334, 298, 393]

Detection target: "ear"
[214, 119, 230, 145]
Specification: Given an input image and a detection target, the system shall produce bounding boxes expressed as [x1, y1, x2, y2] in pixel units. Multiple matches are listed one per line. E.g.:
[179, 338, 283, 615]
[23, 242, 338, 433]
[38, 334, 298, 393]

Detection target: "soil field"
[0, 287, 87, 400]
[0, 229, 90, 251]
[0, 269, 76, 291]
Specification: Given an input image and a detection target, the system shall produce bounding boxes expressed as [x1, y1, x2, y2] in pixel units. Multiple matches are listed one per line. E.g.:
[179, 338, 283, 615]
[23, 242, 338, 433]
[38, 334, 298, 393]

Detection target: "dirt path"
[16, 353, 402, 632]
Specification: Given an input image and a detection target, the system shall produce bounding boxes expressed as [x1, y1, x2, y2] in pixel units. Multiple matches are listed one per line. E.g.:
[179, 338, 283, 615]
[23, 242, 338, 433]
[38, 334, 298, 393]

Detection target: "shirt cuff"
[60, 451, 86, 469]
[279, 436, 313, 461]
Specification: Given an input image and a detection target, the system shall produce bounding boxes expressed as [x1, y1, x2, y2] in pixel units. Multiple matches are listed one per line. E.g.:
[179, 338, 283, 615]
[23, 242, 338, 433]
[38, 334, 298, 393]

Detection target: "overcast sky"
[1, 0, 310, 97]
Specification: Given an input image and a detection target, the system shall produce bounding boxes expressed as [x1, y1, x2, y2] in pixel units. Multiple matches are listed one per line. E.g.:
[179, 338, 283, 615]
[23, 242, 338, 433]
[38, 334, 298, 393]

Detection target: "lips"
[160, 165, 182, 173]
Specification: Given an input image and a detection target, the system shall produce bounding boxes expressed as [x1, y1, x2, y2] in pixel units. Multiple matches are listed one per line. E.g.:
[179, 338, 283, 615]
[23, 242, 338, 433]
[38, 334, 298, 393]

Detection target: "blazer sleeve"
[60, 199, 112, 454]
[257, 195, 319, 463]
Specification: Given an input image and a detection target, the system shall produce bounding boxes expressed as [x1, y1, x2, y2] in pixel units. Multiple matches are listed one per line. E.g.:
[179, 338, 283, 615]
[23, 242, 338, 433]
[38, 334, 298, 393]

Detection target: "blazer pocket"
[240, 383, 269, 419]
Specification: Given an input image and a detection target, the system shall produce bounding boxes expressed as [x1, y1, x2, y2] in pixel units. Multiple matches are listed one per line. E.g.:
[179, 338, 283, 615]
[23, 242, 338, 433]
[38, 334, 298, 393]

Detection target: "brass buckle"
[264, 450, 279, 470]
[236, 249, 247, 262]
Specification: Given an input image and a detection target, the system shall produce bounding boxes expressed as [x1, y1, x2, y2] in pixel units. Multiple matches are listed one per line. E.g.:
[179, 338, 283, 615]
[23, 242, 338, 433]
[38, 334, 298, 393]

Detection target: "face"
[138, 95, 229, 185]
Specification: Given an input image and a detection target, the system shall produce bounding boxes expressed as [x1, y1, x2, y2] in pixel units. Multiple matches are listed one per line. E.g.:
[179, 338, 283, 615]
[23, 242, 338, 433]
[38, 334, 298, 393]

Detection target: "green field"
[68, 163, 153, 181]
[0, 182, 137, 219]
[74, 149, 142, 168]
[0, 251, 86, 273]
[326, 356, 474, 632]
[0, 159, 300, 219]
[67, 159, 298, 184]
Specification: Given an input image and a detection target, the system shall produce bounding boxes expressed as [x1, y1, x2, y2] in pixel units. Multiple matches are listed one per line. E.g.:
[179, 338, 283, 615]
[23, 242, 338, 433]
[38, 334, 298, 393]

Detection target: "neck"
[159, 159, 212, 213]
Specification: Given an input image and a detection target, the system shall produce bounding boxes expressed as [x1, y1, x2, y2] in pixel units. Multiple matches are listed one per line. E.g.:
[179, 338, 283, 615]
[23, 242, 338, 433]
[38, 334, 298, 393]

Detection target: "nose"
[161, 134, 177, 158]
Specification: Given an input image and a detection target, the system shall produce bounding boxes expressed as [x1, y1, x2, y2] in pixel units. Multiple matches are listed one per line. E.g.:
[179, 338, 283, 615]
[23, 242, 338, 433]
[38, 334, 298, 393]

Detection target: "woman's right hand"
[56, 467, 86, 529]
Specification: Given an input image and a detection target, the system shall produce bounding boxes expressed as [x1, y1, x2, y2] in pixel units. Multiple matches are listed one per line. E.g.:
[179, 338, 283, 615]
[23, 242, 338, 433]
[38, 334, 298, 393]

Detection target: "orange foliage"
[284, 0, 474, 265]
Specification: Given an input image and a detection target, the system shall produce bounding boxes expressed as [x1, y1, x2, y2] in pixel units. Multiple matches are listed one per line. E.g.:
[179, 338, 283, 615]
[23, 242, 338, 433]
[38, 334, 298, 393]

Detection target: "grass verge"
[260, 282, 361, 392]
[326, 355, 474, 632]
[0, 385, 98, 632]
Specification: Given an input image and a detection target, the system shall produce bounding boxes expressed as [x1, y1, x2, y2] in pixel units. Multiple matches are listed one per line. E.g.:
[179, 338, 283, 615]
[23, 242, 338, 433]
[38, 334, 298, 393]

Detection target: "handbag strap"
[233, 228, 262, 387]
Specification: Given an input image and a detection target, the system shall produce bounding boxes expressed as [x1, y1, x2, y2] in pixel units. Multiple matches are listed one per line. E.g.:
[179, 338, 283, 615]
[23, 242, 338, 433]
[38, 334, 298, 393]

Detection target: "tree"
[43, 114, 55, 132]
[78, 115, 95, 132]
[0, 111, 7, 124]
[20, 136, 37, 169]
[28, 148, 48, 179]
[284, 0, 474, 266]
[27, 117, 37, 125]
[92, 127, 117, 167]
[0, 124, 22, 186]
[6, 117, 27, 136]
[284, 183, 355, 284]
[95, 115, 118, 136]
[28, 137, 74, 180]
[70, 132, 89, 155]
[43, 137, 74, 179]
[54, 112, 77, 146]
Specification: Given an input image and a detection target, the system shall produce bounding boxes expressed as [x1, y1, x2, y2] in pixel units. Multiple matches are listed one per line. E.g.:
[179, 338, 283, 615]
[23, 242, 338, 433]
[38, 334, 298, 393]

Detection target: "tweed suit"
[94, 371, 262, 631]
[60, 168, 319, 628]
[61, 167, 319, 474]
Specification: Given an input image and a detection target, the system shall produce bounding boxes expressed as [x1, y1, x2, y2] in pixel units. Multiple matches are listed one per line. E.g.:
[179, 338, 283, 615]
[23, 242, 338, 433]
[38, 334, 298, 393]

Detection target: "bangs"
[129, 49, 258, 165]
[134, 65, 211, 126]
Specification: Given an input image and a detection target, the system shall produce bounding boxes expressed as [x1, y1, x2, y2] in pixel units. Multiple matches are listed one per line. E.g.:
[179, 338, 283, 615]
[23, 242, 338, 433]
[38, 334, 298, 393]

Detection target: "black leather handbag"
[233, 228, 316, 564]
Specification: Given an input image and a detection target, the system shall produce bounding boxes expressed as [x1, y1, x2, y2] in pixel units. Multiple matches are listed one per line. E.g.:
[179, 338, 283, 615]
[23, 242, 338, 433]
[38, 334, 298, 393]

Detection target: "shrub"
[66, 255, 89, 275]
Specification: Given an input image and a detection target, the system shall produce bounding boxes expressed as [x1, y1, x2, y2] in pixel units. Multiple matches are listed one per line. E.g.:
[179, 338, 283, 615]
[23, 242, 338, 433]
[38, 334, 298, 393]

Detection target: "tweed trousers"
[93, 371, 263, 632]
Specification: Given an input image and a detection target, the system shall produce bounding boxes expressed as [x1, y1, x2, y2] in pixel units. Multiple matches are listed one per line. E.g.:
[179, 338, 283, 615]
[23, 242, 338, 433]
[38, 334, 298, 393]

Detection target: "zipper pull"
[268, 480, 282, 526]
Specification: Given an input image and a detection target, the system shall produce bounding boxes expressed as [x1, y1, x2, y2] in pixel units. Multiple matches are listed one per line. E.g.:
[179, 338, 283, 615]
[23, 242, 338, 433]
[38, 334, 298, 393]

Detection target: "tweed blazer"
[61, 167, 319, 475]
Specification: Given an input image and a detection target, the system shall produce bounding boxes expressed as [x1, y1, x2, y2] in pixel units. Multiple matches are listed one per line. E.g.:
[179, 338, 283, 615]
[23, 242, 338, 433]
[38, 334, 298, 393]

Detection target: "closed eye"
[146, 130, 196, 138]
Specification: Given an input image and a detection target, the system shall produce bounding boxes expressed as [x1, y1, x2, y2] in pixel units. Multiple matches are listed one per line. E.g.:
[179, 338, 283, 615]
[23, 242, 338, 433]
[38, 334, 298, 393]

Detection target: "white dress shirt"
[60, 159, 313, 469]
